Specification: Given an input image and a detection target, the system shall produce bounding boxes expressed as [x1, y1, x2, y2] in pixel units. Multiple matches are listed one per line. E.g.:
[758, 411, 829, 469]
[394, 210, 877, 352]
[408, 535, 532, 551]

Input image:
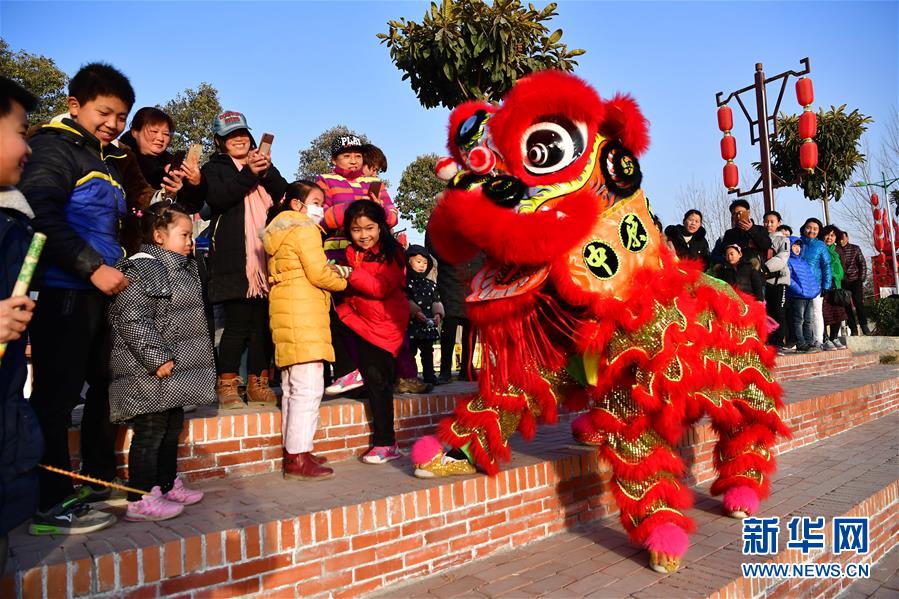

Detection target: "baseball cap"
[330, 134, 363, 157]
[213, 111, 251, 137]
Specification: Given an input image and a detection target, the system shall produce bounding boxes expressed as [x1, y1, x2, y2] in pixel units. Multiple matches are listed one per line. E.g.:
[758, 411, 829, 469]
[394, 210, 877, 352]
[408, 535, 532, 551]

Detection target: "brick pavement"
[5, 361, 896, 597]
[838, 546, 899, 599]
[372, 414, 899, 598]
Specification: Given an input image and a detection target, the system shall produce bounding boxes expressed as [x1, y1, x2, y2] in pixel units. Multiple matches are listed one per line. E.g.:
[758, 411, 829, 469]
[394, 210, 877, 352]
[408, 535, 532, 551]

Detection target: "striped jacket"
[315, 167, 398, 261]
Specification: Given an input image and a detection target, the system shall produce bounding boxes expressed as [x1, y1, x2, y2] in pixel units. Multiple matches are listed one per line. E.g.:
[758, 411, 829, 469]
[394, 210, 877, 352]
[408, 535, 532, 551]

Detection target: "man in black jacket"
[837, 231, 871, 335]
[712, 199, 772, 270]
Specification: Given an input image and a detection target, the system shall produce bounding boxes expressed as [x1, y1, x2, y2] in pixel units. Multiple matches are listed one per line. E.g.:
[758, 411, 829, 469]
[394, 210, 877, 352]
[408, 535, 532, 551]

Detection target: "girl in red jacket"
[334, 200, 409, 463]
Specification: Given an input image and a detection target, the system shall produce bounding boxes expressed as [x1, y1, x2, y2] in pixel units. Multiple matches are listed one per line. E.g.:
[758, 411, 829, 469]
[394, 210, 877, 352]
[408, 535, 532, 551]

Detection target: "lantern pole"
[855, 175, 899, 295]
[715, 57, 812, 214]
[754, 64, 775, 215]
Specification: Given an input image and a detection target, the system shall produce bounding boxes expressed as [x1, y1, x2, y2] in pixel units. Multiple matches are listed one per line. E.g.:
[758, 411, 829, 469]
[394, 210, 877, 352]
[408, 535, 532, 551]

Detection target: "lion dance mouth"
[416, 70, 790, 574]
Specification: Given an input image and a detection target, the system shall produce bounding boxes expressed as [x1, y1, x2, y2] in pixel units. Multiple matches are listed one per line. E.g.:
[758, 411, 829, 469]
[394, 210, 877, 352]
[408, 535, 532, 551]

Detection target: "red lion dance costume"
[411, 71, 790, 573]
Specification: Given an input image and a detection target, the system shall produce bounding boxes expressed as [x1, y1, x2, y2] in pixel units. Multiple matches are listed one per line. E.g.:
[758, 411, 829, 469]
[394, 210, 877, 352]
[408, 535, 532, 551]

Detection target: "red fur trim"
[427, 195, 481, 264]
[431, 187, 599, 267]
[487, 70, 605, 187]
[602, 445, 686, 480]
[599, 94, 650, 157]
[571, 413, 595, 437]
[446, 100, 496, 164]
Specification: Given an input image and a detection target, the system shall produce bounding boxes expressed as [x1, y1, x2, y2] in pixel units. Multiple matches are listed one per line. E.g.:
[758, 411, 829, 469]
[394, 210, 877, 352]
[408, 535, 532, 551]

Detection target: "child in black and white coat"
[108, 202, 215, 522]
[405, 245, 444, 385]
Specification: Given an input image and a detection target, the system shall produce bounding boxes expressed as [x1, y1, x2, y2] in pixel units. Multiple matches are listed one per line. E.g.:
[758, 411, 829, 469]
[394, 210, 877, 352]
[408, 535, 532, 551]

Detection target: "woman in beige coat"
[263, 181, 349, 480]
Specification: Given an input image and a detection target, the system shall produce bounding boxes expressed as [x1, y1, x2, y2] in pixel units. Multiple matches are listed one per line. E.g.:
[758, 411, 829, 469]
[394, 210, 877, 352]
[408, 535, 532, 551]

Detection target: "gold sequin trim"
[597, 387, 641, 422]
[607, 301, 688, 363]
[616, 474, 678, 501]
[718, 444, 771, 464]
[607, 429, 669, 464]
[736, 469, 764, 484]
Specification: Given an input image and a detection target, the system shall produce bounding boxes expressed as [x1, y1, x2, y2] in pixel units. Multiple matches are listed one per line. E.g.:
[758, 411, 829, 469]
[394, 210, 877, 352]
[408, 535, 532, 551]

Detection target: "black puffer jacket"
[664, 224, 710, 267]
[711, 260, 765, 301]
[405, 245, 441, 340]
[0, 188, 43, 535]
[202, 153, 287, 303]
[713, 224, 772, 269]
[424, 231, 484, 320]
[108, 244, 216, 423]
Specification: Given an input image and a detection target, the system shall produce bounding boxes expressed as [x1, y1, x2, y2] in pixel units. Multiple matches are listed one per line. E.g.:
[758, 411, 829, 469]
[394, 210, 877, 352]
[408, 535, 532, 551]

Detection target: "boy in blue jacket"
[787, 237, 821, 353]
[18, 63, 135, 535]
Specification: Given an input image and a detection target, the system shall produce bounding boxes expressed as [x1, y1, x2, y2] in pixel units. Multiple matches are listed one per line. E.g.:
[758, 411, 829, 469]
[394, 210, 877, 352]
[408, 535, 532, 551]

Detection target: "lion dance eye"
[521, 117, 587, 175]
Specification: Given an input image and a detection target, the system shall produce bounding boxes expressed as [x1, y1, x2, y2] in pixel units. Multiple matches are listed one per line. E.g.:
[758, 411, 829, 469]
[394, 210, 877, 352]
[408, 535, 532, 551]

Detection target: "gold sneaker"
[413, 453, 476, 478]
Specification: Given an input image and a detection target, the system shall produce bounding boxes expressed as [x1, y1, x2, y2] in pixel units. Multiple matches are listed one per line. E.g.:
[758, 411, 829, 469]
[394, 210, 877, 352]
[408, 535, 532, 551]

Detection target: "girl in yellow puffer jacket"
[263, 181, 350, 480]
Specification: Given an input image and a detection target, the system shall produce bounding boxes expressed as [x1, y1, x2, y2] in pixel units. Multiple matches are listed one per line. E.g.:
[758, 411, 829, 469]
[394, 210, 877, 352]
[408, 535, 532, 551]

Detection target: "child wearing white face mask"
[263, 181, 351, 479]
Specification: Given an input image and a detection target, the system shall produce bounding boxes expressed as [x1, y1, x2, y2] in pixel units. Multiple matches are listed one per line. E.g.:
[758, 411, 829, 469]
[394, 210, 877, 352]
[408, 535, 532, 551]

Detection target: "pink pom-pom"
[435, 156, 459, 181]
[645, 522, 689, 557]
[571, 413, 595, 437]
[723, 485, 760, 515]
[411, 435, 443, 466]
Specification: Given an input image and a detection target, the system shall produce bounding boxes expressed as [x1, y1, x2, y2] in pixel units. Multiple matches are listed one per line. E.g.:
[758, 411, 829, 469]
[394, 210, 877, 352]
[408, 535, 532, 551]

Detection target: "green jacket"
[827, 243, 844, 289]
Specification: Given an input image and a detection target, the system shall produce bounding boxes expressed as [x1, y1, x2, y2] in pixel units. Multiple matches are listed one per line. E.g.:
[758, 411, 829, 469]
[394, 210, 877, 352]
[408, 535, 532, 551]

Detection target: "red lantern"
[799, 111, 817, 139]
[872, 193, 880, 207]
[875, 222, 884, 237]
[876, 238, 885, 252]
[723, 162, 739, 189]
[717, 106, 733, 132]
[796, 77, 814, 106]
[799, 141, 818, 170]
[720, 135, 736, 160]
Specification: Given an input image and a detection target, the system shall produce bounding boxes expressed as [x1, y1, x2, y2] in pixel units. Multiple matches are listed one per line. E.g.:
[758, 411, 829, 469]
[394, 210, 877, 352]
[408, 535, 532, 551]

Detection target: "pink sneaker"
[325, 370, 365, 396]
[125, 486, 184, 522]
[163, 477, 204, 506]
[361, 444, 402, 464]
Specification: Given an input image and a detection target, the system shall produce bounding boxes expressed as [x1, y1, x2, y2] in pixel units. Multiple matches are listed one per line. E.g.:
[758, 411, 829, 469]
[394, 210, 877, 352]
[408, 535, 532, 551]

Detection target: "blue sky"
[1, 0, 896, 245]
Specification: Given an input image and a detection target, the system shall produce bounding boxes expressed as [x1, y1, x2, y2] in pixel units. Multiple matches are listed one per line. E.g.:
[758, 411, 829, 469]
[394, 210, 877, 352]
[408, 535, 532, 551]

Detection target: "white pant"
[811, 295, 824, 345]
[281, 362, 324, 454]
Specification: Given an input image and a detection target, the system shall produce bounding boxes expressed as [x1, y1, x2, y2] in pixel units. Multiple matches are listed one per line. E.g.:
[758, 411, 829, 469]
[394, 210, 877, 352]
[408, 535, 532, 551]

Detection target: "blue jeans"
[791, 297, 815, 347]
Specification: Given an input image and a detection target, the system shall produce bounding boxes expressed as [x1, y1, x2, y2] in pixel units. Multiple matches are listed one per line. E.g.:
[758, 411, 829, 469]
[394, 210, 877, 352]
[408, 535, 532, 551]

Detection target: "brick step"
[6, 370, 897, 598]
[774, 347, 878, 382]
[68, 357, 897, 484]
[837, 545, 899, 598]
[373, 413, 899, 599]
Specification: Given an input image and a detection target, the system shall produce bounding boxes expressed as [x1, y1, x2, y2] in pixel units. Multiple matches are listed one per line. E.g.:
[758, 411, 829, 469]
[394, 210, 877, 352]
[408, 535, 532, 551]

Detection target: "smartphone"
[186, 144, 202, 166]
[368, 181, 382, 199]
[258, 133, 274, 156]
[168, 150, 186, 175]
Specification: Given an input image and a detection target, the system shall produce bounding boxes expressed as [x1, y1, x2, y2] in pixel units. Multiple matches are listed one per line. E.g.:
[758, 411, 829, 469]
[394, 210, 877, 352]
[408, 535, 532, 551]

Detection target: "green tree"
[0, 38, 68, 125]
[378, 0, 585, 109]
[159, 82, 222, 161]
[768, 105, 872, 224]
[395, 154, 446, 232]
[295, 125, 371, 180]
